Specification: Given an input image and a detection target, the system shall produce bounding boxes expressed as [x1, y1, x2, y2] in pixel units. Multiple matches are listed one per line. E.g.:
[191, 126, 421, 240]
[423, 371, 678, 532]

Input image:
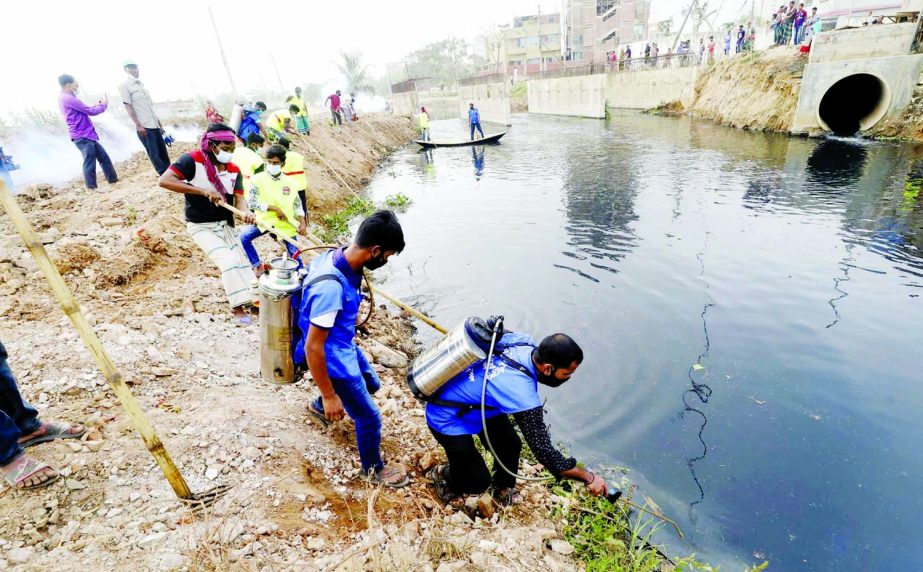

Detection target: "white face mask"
[215, 149, 233, 164]
[266, 164, 282, 176]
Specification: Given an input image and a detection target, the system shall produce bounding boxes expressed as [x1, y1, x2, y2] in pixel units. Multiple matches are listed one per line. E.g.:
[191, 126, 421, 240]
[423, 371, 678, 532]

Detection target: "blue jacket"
[425, 332, 542, 435]
[468, 108, 480, 125]
[293, 249, 365, 381]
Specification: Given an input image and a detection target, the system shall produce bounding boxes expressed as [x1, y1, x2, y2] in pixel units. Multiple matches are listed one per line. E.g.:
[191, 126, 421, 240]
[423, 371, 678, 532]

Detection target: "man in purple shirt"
[57, 74, 118, 190]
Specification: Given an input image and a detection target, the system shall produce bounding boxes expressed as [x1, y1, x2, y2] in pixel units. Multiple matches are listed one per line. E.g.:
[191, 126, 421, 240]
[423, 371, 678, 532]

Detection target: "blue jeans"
[73, 138, 117, 189]
[137, 127, 170, 175]
[0, 353, 41, 466]
[470, 122, 484, 140]
[311, 349, 383, 473]
[794, 25, 804, 43]
[239, 225, 300, 268]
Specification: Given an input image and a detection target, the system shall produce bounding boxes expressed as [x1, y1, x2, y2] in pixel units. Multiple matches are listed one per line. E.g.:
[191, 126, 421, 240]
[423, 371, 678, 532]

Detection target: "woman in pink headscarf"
[158, 123, 258, 325]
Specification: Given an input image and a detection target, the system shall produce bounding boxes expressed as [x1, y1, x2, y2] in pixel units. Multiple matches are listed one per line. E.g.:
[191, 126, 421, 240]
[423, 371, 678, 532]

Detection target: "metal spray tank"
[406, 316, 500, 399]
[258, 255, 301, 384]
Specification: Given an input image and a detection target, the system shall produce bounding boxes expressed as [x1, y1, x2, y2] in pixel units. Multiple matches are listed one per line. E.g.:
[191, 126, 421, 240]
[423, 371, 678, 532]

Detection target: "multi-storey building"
[564, 0, 651, 62]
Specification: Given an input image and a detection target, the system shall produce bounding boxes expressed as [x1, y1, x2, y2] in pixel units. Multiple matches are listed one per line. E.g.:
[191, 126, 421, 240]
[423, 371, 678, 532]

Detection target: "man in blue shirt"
[294, 211, 409, 487]
[468, 103, 484, 141]
[425, 331, 609, 504]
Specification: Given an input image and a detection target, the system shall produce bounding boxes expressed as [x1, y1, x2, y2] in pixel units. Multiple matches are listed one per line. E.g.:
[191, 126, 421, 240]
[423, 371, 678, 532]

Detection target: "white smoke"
[3, 112, 140, 188]
[2, 113, 202, 189]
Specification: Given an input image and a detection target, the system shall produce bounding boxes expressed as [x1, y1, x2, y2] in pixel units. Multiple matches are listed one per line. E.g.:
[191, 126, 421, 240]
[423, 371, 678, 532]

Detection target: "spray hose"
[479, 316, 553, 484]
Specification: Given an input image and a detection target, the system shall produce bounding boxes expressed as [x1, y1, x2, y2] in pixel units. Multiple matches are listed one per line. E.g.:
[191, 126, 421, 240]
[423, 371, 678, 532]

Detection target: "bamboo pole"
[300, 140, 363, 200]
[221, 203, 448, 334]
[0, 179, 195, 499]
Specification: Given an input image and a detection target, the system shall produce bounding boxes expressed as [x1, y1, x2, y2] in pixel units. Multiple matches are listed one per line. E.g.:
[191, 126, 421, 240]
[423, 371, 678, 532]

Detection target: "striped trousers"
[186, 221, 253, 309]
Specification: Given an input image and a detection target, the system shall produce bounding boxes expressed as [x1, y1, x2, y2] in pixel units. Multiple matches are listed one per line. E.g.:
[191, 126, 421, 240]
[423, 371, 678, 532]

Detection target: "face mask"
[215, 149, 233, 164]
[266, 164, 282, 176]
[365, 253, 388, 270]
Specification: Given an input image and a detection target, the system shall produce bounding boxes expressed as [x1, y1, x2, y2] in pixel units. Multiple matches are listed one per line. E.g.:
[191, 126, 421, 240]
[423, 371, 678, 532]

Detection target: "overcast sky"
[3, 0, 718, 117]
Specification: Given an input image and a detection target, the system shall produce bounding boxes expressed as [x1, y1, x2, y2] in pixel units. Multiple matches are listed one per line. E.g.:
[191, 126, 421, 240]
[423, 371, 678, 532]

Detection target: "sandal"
[307, 399, 331, 427]
[428, 464, 457, 502]
[0, 454, 59, 490]
[493, 487, 523, 507]
[18, 421, 86, 449]
[370, 463, 409, 489]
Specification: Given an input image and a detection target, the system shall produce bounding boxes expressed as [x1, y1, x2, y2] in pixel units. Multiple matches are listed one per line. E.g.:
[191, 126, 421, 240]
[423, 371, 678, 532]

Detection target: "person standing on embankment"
[293, 211, 410, 488]
[325, 90, 343, 126]
[158, 124, 257, 325]
[289, 87, 310, 135]
[119, 59, 170, 175]
[57, 74, 118, 191]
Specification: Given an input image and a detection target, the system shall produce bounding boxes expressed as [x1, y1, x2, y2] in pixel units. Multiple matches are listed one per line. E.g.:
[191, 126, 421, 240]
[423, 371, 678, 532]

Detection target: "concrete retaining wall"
[792, 54, 923, 133]
[810, 24, 917, 64]
[607, 66, 698, 110]
[457, 82, 511, 125]
[527, 74, 607, 118]
[391, 91, 419, 117]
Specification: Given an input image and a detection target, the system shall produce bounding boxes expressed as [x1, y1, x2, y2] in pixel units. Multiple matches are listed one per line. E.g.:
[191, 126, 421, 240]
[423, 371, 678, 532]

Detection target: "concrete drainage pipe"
[817, 73, 891, 135]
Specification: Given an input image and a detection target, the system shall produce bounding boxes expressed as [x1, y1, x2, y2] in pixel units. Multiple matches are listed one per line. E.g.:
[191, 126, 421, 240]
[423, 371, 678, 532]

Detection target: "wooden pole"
[208, 6, 239, 100]
[220, 203, 449, 334]
[0, 179, 195, 499]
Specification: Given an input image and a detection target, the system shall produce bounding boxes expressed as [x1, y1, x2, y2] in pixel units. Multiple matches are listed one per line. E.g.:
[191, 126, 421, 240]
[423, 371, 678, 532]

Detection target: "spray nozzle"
[485, 315, 504, 335]
[606, 486, 623, 503]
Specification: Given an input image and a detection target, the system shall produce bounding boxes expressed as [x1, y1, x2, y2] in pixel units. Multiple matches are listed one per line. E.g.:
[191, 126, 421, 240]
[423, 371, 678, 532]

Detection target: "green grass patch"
[317, 196, 376, 243]
[551, 480, 768, 572]
[383, 193, 412, 210]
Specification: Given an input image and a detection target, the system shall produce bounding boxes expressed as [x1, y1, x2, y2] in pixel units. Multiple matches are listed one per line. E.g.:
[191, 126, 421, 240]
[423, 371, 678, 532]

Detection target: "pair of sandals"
[428, 464, 522, 506]
[1, 422, 87, 491]
[307, 401, 409, 489]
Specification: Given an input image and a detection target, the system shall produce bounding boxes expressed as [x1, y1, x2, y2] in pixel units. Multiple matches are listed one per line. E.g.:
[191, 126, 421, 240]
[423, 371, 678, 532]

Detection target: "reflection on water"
[368, 114, 923, 571]
[472, 146, 485, 179]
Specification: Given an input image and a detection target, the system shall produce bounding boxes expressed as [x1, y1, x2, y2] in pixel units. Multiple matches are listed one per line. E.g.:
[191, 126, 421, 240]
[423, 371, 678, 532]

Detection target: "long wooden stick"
[0, 179, 195, 499]
[222, 203, 448, 334]
[299, 139, 362, 200]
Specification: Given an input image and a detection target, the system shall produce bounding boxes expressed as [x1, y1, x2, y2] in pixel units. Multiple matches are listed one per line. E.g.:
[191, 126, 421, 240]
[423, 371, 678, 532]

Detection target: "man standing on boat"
[468, 103, 484, 141]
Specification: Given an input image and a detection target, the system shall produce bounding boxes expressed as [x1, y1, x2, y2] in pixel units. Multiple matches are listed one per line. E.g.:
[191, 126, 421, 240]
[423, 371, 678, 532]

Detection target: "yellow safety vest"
[232, 146, 263, 181]
[250, 171, 300, 238]
[290, 95, 307, 117]
[419, 112, 430, 129]
[283, 150, 307, 193]
[267, 110, 292, 132]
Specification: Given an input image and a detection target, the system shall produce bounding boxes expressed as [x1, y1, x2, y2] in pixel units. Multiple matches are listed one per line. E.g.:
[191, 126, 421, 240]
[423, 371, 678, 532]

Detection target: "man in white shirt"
[119, 60, 170, 174]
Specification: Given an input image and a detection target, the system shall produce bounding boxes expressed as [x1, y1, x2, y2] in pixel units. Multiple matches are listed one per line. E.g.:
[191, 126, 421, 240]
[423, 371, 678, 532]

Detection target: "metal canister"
[407, 317, 495, 398]
[258, 256, 301, 384]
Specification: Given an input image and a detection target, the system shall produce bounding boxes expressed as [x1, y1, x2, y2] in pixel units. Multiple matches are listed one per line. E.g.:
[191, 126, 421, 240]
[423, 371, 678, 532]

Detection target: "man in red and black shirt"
[158, 124, 257, 324]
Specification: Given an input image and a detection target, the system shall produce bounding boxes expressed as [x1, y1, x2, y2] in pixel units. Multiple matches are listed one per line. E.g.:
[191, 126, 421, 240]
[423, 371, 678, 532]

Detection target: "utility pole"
[208, 6, 238, 100]
[538, 4, 545, 74]
[672, 0, 699, 51]
[269, 51, 285, 93]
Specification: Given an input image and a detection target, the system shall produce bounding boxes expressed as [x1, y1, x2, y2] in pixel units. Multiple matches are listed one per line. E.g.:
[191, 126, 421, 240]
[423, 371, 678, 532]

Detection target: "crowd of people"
[772, 2, 822, 46]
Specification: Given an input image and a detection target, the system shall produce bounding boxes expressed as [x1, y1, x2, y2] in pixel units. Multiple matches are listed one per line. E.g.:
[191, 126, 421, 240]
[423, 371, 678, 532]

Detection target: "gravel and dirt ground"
[0, 114, 586, 571]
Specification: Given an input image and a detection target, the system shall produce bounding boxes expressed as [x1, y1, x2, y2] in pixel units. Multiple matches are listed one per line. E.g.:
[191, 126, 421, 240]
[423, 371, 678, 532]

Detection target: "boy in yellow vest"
[239, 144, 306, 275]
[266, 104, 299, 141]
[277, 137, 308, 211]
[232, 133, 265, 187]
[288, 87, 310, 135]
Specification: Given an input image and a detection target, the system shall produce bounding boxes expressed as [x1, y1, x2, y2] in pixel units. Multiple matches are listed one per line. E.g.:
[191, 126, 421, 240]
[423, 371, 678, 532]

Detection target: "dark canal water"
[365, 113, 923, 570]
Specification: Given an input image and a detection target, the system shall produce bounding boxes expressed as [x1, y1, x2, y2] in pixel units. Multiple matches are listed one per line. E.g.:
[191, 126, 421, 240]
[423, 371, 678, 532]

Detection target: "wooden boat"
[414, 132, 506, 148]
